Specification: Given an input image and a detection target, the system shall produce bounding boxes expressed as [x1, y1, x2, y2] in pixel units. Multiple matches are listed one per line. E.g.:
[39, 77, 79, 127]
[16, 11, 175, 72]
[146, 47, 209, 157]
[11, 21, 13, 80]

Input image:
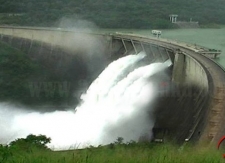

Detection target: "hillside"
[0, 0, 225, 29]
[0, 41, 99, 107]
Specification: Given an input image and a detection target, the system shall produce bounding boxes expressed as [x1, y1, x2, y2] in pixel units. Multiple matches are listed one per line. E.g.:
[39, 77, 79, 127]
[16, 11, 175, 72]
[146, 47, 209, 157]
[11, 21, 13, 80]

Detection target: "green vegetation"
[0, 135, 224, 163]
[0, 39, 106, 107]
[0, 41, 43, 104]
[0, 41, 81, 106]
[0, 0, 225, 29]
[9, 134, 51, 152]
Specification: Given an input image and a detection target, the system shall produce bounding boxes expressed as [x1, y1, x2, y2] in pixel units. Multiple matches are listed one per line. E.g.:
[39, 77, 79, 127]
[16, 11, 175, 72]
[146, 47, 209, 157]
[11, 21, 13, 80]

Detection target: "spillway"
[0, 52, 172, 150]
[0, 28, 224, 147]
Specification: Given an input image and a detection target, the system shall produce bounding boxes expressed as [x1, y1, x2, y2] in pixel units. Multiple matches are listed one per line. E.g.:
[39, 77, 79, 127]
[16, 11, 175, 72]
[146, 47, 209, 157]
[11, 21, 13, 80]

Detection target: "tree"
[115, 137, 124, 144]
[9, 134, 51, 152]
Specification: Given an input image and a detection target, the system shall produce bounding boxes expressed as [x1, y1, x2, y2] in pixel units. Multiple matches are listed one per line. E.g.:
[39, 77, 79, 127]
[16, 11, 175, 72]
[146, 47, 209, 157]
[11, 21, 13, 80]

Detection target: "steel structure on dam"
[0, 26, 224, 145]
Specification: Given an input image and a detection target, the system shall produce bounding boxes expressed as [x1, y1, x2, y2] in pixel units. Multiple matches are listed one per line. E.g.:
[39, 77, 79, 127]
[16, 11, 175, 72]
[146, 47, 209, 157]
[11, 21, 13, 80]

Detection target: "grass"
[1, 142, 224, 163]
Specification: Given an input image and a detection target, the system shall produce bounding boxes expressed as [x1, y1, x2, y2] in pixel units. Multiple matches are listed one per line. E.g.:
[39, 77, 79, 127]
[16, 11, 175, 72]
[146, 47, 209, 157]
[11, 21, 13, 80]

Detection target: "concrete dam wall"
[0, 26, 224, 145]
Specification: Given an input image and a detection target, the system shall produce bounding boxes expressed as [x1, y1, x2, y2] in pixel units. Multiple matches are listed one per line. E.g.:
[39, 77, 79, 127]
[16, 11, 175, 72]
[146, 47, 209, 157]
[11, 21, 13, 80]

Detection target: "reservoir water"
[99, 27, 225, 67]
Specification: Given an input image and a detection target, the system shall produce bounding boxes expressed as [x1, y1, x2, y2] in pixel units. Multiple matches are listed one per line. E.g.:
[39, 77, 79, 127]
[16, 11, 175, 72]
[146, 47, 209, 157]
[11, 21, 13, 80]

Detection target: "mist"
[56, 17, 98, 32]
[55, 18, 109, 78]
[53, 18, 105, 56]
[0, 52, 170, 150]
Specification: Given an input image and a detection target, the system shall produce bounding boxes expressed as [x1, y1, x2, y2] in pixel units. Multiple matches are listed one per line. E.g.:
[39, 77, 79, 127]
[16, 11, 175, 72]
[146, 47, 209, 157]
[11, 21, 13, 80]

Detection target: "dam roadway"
[0, 26, 224, 145]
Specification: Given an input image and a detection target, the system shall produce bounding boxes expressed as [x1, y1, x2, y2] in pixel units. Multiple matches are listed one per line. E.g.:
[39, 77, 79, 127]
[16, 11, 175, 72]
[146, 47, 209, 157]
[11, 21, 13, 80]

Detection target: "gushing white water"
[0, 52, 170, 150]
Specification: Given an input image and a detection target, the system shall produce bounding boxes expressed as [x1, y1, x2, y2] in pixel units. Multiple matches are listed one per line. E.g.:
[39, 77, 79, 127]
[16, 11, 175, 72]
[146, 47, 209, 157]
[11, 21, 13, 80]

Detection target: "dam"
[0, 26, 225, 147]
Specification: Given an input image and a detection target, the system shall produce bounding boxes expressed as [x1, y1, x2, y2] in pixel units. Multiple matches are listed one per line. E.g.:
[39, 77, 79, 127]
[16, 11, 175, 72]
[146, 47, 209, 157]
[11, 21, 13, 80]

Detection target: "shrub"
[0, 145, 11, 162]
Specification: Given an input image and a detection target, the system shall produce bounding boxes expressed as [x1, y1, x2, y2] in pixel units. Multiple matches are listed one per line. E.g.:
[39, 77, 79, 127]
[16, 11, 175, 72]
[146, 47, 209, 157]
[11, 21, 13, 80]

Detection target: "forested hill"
[0, 0, 225, 29]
